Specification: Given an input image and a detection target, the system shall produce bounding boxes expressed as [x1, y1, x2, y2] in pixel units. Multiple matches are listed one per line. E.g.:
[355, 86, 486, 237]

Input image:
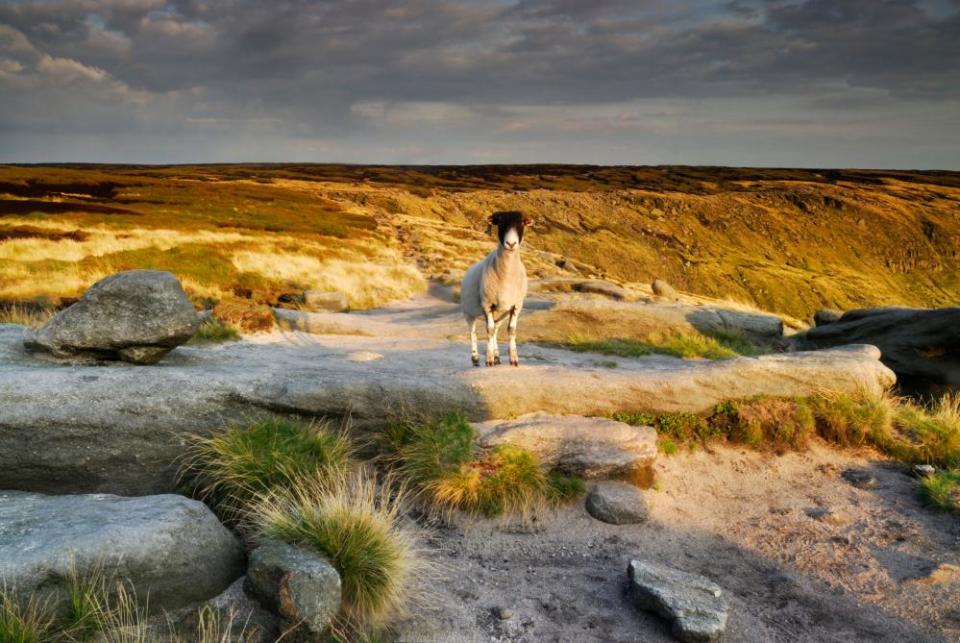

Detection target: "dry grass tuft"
[0, 304, 55, 328]
[0, 587, 56, 643]
[252, 470, 427, 637]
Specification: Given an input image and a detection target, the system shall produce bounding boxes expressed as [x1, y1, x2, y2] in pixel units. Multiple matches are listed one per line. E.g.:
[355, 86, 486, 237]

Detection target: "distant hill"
[2, 164, 958, 320]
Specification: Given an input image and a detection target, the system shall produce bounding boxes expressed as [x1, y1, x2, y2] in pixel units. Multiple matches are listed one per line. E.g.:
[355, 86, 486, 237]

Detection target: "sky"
[0, 0, 958, 168]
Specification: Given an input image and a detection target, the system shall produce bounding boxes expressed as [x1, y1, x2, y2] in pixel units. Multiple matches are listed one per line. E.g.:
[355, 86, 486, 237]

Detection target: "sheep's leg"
[468, 317, 480, 367]
[485, 309, 497, 366]
[508, 307, 521, 366]
[492, 321, 503, 365]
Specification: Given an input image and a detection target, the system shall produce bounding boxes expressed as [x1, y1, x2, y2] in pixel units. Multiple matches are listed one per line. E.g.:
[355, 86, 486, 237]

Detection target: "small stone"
[496, 606, 514, 620]
[805, 507, 849, 526]
[585, 482, 648, 525]
[627, 560, 728, 643]
[814, 309, 844, 326]
[913, 464, 936, 478]
[841, 468, 877, 489]
[246, 539, 342, 636]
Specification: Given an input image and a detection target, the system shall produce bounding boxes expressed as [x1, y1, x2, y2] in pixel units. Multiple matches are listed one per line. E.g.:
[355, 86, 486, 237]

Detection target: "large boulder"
[23, 270, 200, 364]
[0, 491, 244, 615]
[797, 307, 960, 395]
[0, 324, 894, 495]
[474, 413, 657, 485]
[627, 560, 729, 642]
[246, 540, 342, 636]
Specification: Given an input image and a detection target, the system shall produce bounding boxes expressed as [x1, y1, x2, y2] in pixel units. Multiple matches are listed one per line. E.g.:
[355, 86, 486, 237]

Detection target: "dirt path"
[397, 444, 960, 642]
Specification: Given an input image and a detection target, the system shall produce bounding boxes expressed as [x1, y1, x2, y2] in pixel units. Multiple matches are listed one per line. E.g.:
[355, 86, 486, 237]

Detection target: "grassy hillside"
[2, 164, 958, 319]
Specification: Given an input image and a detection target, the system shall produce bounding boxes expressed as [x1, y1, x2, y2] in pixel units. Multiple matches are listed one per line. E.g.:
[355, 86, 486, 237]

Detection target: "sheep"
[460, 210, 533, 367]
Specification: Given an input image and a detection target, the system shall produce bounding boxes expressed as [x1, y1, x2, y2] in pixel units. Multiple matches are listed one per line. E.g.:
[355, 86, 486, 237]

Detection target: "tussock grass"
[383, 412, 584, 519]
[189, 318, 241, 344]
[180, 418, 353, 521]
[253, 470, 426, 637]
[917, 470, 960, 513]
[712, 397, 816, 449]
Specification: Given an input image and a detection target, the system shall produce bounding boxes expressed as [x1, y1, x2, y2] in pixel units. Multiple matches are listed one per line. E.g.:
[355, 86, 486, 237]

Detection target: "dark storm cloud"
[0, 0, 958, 166]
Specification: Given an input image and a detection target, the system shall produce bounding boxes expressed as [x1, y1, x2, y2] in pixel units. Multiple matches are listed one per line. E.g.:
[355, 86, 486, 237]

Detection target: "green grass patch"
[917, 470, 960, 513]
[383, 412, 586, 518]
[181, 417, 353, 521]
[0, 592, 55, 643]
[561, 329, 763, 360]
[189, 317, 241, 344]
[611, 391, 960, 468]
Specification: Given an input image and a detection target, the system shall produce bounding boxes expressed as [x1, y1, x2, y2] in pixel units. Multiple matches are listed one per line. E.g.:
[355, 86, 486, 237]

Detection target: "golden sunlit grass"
[0, 304, 55, 328]
[917, 470, 960, 514]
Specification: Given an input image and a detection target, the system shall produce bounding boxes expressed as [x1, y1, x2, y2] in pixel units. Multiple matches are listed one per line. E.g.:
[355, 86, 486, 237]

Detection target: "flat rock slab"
[586, 482, 649, 524]
[474, 413, 656, 484]
[628, 560, 729, 642]
[0, 324, 894, 495]
[0, 491, 244, 615]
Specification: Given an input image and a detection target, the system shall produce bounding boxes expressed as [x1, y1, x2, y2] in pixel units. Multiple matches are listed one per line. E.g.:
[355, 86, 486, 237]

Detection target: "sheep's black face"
[489, 210, 533, 252]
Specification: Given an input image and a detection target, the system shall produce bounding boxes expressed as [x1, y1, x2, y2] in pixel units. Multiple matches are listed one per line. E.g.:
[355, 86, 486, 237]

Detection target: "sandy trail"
[398, 444, 960, 642]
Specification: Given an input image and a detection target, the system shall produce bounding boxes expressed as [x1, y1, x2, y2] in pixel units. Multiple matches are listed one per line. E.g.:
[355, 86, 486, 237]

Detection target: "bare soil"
[397, 444, 960, 642]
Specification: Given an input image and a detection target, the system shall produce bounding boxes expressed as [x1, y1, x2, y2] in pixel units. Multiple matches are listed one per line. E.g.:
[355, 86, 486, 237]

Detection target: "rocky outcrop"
[586, 483, 649, 525]
[0, 325, 894, 495]
[22, 270, 199, 364]
[797, 307, 960, 395]
[627, 560, 728, 642]
[246, 540, 342, 636]
[474, 413, 656, 484]
[0, 491, 244, 615]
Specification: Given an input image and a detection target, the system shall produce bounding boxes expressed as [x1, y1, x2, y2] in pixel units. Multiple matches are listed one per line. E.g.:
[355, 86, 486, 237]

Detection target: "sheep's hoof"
[486, 357, 496, 367]
[493, 355, 501, 365]
[510, 358, 519, 367]
[471, 355, 480, 367]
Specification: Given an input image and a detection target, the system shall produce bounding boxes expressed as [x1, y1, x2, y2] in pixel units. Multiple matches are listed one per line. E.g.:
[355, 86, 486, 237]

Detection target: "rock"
[0, 324, 894, 495]
[246, 540, 342, 636]
[0, 491, 243, 615]
[303, 290, 350, 313]
[797, 306, 960, 395]
[805, 507, 849, 525]
[474, 413, 657, 485]
[202, 577, 280, 643]
[841, 468, 877, 489]
[22, 270, 199, 364]
[627, 560, 728, 643]
[814, 309, 843, 326]
[913, 464, 936, 478]
[495, 606, 514, 620]
[651, 279, 678, 300]
[571, 280, 632, 301]
[585, 482, 648, 524]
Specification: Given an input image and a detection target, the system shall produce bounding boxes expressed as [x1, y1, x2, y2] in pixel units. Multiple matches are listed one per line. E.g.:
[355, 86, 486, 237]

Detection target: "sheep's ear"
[488, 212, 501, 226]
[524, 217, 535, 228]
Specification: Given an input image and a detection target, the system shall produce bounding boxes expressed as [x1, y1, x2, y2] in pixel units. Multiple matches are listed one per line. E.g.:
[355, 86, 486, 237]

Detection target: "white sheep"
[460, 211, 533, 367]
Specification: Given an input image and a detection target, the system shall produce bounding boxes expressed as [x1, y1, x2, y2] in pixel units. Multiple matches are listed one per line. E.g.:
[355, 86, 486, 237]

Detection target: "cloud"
[0, 0, 957, 166]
